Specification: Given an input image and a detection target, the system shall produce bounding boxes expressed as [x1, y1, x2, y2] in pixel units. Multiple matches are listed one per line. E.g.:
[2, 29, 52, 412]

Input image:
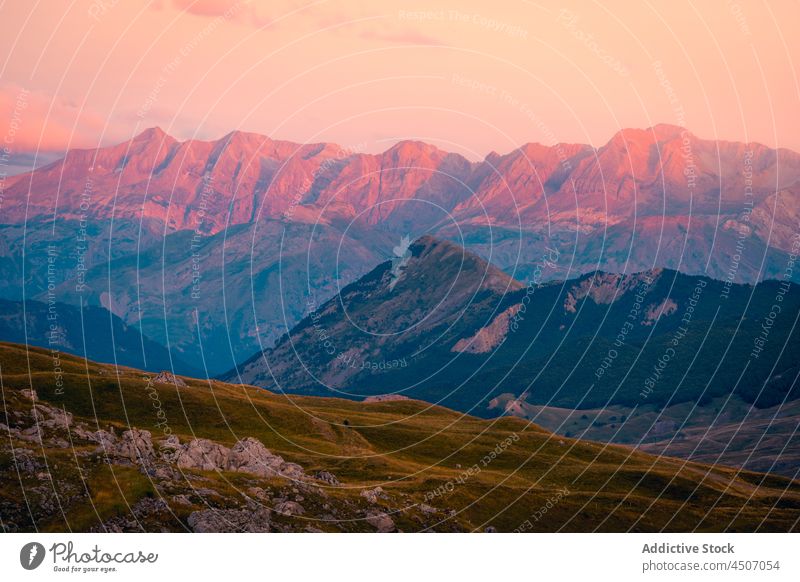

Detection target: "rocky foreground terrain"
[2, 342, 799, 533]
[1, 384, 439, 533]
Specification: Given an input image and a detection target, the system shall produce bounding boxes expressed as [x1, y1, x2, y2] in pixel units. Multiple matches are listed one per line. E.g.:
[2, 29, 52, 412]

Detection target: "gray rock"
[314, 470, 340, 486]
[274, 500, 305, 516]
[34, 403, 73, 430]
[148, 464, 180, 481]
[151, 371, 187, 387]
[226, 437, 283, 477]
[279, 462, 305, 480]
[188, 507, 271, 533]
[157, 435, 182, 462]
[116, 429, 156, 464]
[175, 438, 228, 471]
[90, 429, 118, 450]
[20, 388, 37, 401]
[365, 510, 395, 533]
[418, 503, 437, 515]
[246, 486, 269, 500]
[360, 486, 386, 504]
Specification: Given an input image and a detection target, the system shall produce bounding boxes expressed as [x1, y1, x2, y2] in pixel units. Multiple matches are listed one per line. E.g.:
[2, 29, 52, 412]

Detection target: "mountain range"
[2, 125, 799, 376]
[1, 125, 799, 520]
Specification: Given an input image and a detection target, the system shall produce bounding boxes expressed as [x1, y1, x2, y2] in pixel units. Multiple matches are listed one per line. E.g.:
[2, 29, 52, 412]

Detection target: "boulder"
[360, 486, 385, 504]
[20, 388, 37, 401]
[175, 438, 228, 471]
[34, 403, 73, 429]
[116, 429, 156, 464]
[274, 500, 305, 516]
[278, 462, 305, 480]
[157, 435, 182, 462]
[365, 510, 395, 533]
[314, 471, 340, 486]
[91, 429, 118, 450]
[226, 437, 284, 477]
[151, 371, 187, 387]
[188, 507, 271, 533]
[418, 503, 437, 515]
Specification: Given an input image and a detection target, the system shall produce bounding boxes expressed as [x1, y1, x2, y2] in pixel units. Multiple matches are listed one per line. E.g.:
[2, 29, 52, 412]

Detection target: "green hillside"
[1, 342, 798, 532]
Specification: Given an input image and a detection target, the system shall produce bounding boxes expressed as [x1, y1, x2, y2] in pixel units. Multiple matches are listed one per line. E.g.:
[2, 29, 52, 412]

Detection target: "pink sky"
[1, 0, 798, 171]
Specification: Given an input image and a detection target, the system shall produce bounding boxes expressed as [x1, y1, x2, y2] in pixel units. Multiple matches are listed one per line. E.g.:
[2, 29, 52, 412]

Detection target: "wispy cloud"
[0, 84, 118, 153]
[358, 27, 443, 46]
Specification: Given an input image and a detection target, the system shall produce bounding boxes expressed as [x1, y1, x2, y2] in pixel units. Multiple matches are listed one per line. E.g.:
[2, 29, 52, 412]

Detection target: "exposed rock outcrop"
[313, 471, 340, 486]
[174, 438, 229, 472]
[274, 500, 305, 516]
[365, 510, 395, 533]
[360, 486, 386, 504]
[172, 436, 309, 481]
[363, 394, 410, 403]
[151, 371, 187, 387]
[114, 429, 156, 464]
[564, 271, 661, 313]
[451, 304, 522, 354]
[188, 505, 272, 533]
[643, 298, 678, 325]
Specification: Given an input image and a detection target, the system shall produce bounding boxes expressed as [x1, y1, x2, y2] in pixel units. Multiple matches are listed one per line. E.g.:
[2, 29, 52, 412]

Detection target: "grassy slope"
[1, 342, 799, 532]
[489, 395, 800, 477]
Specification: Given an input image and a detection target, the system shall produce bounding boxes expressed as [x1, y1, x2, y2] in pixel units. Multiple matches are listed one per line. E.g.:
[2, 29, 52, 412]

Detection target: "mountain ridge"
[3, 124, 799, 375]
[5, 123, 799, 236]
[226, 236, 800, 416]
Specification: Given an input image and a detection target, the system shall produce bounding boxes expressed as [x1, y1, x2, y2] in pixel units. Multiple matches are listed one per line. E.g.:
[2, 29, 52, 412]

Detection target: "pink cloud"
[358, 28, 443, 46]
[170, 0, 243, 17]
[0, 85, 116, 153]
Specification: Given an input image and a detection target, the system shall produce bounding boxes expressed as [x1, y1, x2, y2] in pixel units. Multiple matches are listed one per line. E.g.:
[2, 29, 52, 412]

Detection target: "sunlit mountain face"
[2, 126, 798, 374]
